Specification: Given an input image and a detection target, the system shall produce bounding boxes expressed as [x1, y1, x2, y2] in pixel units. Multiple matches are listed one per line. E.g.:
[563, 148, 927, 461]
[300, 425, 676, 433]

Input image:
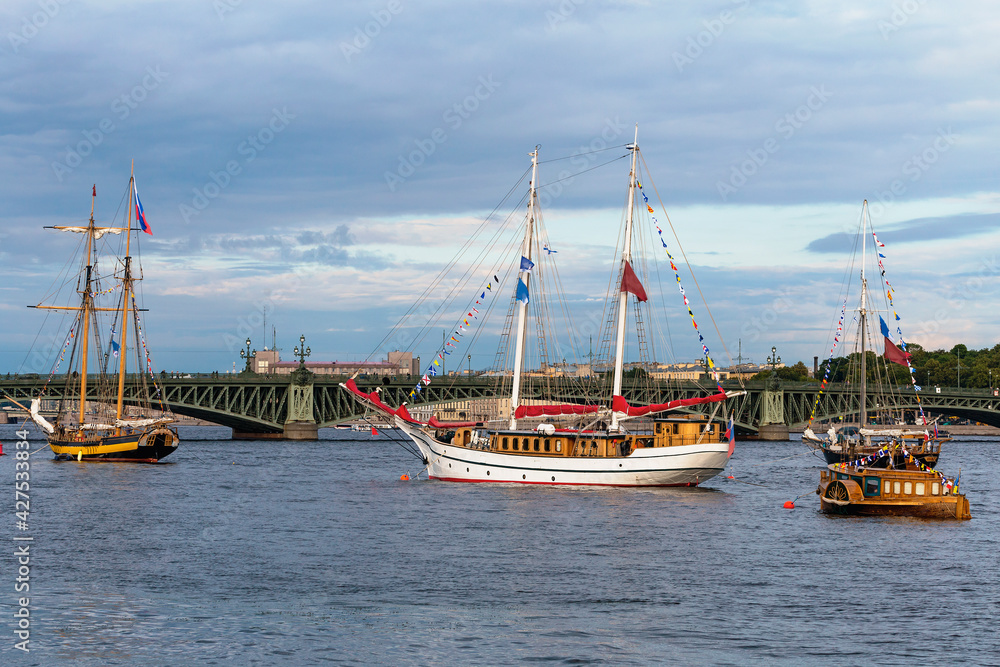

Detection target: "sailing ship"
[344, 130, 744, 486]
[25, 172, 178, 462]
[802, 200, 946, 468]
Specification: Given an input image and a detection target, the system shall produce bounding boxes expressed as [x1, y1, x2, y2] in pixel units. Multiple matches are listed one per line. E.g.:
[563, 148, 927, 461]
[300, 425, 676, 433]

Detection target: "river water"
[2, 425, 998, 665]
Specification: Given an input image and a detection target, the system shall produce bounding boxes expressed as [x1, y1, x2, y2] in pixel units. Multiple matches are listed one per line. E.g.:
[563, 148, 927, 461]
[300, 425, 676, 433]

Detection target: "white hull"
[396, 418, 730, 487]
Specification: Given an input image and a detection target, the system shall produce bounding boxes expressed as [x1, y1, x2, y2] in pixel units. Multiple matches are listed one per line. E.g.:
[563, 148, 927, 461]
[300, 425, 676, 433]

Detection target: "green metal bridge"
[3, 373, 999, 439]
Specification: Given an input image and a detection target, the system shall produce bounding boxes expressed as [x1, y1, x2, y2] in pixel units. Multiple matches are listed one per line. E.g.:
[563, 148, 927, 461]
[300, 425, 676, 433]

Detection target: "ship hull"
[817, 465, 970, 520]
[49, 427, 179, 463]
[397, 419, 729, 487]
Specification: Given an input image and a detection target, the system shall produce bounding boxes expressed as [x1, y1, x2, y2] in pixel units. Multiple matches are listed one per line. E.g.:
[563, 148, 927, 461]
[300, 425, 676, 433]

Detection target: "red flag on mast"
[620, 260, 648, 302]
[883, 337, 911, 366]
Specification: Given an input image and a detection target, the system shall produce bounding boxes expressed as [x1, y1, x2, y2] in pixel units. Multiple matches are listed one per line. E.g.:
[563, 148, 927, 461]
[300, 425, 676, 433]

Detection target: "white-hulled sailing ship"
[25, 171, 178, 462]
[344, 129, 744, 486]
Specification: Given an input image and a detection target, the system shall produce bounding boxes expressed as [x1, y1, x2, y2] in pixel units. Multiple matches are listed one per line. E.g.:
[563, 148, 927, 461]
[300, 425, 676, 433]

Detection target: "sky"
[1, 0, 998, 376]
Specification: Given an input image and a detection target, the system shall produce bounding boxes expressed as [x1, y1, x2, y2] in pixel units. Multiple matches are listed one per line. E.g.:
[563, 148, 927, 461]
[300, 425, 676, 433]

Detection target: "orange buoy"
[400, 474, 410, 481]
[727, 475, 734, 479]
[783, 501, 795, 509]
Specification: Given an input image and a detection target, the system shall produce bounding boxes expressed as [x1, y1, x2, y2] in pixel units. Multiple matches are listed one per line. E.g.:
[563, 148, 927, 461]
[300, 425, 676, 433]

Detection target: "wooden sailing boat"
[802, 200, 946, 467]
[344, 129, 743, 486]
[26, 171, 178, 462]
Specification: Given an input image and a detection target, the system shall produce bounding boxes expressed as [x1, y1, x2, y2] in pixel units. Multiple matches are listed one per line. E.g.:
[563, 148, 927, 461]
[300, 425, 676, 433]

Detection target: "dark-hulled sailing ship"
[26, 170, 178, 462]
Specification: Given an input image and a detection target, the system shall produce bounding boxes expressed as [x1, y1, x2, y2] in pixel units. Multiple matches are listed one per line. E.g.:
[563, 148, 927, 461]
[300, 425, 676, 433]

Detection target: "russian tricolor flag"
[726, 415, 735, 457]
[134, 180, 152, 235]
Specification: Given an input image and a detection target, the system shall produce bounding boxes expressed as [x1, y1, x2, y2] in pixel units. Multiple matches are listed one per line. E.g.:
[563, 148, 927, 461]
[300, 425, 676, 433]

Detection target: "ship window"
[544, 439, 551, 452]
[893, 481, 901, 494]
[655, 423, 662, 435]
[932, 482, 940, 495]
[915, 482, 925, 495]
[883, 480, 891, 494]
[672, 424, 679, 434]
[904, 481, 912, 495]
[523, 438, 530, 451]
[502, 437, 509, 450]
[864, 477, 880, 496]
[555, 440, 562, 452]
[533, 438, 540, 452]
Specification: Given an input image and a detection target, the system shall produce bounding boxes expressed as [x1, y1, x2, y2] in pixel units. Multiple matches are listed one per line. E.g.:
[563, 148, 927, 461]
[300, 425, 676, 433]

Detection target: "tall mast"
[77, 187, 97, 426]
[509, 146, 539, 429]
[859, 200, 868, 431]
[115, 164, 135, 424]
[610, 125, 639, 430]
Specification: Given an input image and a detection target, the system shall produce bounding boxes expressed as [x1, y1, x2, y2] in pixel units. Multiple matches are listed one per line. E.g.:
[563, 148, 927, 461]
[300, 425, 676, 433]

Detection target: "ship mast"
[77, 187, 98, 427]
[610, 125, 639, 431]
[115, 163, 135, 426]
[509, 146, 539, 429]
[859, 200, 869, 435]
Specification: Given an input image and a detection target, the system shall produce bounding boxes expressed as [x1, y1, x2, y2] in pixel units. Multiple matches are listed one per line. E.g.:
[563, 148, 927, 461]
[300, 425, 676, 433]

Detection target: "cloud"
[806, 212, 1000, 253]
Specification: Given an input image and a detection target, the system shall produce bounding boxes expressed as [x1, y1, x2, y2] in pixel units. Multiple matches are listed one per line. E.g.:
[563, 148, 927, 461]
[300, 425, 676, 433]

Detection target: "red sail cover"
[883, 336, 911, 366]
[513, 403, 602, 419]
[612, 391, 728, 416]
[620, 260, 648, 302]
[342, 379, 478, 427]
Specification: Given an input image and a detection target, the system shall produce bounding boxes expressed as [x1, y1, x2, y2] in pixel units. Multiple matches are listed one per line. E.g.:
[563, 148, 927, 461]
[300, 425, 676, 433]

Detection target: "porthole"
[467, 468, 470, 472]
[551, 476, 555, 481]
[619, 463, 623, 467]
[449, 463, 452, 468]
[533, 438, 540, 452]
[486, 470, 490, 476]
[502, 437, 509, 450]
[544, 440, 551, 452]
[555, 441, 562, 452]
[522, 474, 526, 480]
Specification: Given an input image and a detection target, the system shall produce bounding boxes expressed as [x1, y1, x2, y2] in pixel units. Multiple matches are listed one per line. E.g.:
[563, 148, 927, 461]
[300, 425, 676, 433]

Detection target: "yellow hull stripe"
[50, 439, 140, 456]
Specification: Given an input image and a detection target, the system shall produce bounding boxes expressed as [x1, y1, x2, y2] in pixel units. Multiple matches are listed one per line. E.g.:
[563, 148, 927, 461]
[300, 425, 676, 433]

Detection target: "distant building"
[251, 349, 419, 377]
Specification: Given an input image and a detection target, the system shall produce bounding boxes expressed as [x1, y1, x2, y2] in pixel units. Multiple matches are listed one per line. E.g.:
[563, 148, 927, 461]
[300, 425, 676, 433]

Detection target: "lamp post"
[293, 334, 311, 370]
[239, 337, 256, 373]
[767, 346, 781, 373]
[468, 354, 472, 376]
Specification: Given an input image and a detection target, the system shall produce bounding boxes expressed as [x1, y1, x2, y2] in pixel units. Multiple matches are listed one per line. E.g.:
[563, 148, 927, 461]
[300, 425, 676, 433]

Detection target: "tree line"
[751, 344, 1000, 388]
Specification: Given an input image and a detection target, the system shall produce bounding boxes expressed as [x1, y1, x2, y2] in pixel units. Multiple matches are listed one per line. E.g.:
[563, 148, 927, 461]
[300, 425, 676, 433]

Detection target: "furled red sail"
[611, 391, 728, 417]
[513, 403, 602, 419]
[342, 379, 479, 428]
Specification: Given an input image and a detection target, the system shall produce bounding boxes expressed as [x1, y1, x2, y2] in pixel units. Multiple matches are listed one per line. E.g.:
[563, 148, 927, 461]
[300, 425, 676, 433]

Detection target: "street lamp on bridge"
[767, 346, 781, 373]
[239, 337, 256, 373]
[294, 334, 311, 370]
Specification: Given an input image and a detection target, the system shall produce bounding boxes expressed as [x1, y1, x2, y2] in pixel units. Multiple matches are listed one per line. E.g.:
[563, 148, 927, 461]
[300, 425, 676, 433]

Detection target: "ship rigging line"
[361, 165, 533, 365]
[536, 153, 630, 189]
[536, 143, 630, 164]
[638, 150, 743, 386]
